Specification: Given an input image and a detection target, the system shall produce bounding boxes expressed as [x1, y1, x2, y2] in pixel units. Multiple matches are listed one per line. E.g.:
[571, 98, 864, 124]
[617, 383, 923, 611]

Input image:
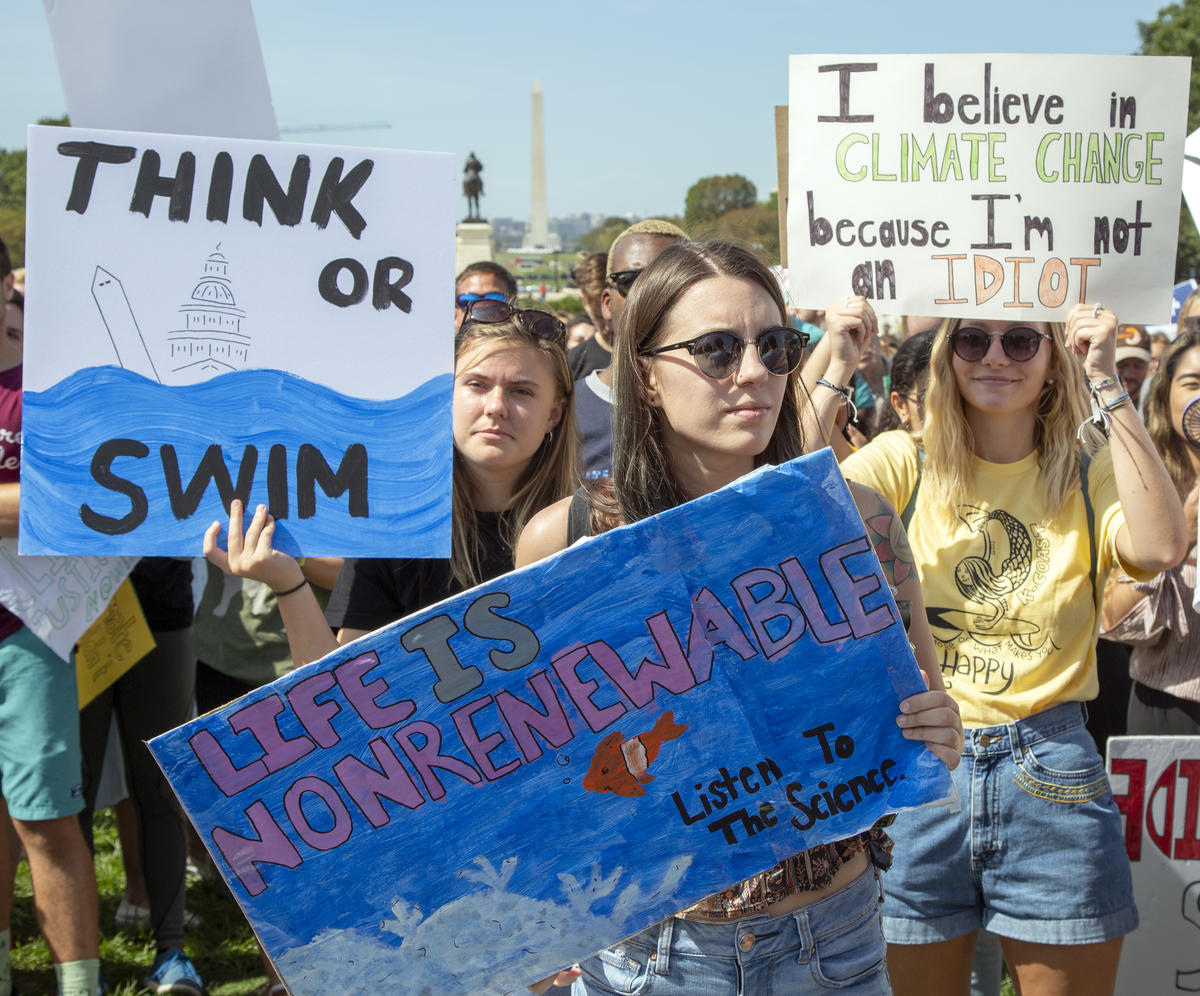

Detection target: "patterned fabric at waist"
[676, 828, 892, 920]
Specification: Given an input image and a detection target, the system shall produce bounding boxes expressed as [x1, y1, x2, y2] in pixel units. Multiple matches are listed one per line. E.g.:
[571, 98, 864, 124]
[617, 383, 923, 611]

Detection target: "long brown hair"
[1144, 329, 1200, 499]
[597, 238, 804, 528]
[452, 317, 578, 586]
[922, 317, 1095, 521]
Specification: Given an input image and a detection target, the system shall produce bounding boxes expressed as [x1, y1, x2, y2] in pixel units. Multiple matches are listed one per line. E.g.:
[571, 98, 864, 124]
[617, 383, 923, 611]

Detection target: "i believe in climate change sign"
[152, 451, 955, 995]
[788, 54, 1189, 323]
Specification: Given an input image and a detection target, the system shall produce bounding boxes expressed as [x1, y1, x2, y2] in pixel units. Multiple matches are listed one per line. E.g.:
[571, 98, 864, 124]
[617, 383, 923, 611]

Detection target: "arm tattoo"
[862, 492, 916, 588]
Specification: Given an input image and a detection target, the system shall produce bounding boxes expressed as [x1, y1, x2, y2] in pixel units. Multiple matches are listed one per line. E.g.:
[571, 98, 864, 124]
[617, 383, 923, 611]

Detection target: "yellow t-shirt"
[842, 430, 1146, 728]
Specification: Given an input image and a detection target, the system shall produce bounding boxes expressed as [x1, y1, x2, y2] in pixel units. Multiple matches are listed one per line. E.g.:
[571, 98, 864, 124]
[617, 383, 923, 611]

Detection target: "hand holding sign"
[1065, 302, 1119, 382]
[204, 500, 304, 595]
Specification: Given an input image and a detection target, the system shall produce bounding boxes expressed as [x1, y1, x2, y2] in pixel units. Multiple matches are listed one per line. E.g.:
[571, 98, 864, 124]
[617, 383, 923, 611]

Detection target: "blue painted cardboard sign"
[150, 451, 954, 994]
[21, 125, 455, 557]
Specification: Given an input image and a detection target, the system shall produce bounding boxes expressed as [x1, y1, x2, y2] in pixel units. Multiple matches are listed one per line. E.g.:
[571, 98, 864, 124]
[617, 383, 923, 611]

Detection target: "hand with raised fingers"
[202, 499, 305, 595]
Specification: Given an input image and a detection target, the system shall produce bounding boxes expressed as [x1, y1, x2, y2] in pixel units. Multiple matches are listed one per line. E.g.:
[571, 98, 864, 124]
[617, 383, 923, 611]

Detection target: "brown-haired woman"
[205, 302, 578, 665]
[519, 238, 961, 994]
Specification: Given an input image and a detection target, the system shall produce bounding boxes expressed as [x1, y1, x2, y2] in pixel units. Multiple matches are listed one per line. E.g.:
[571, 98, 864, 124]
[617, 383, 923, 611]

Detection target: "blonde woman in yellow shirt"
[842, 308, 1186, 996]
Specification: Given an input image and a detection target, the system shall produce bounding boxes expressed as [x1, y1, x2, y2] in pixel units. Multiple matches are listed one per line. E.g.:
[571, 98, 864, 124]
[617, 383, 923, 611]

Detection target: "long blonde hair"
[923, 317, 1094, 520]
[452, 318, 578, 586]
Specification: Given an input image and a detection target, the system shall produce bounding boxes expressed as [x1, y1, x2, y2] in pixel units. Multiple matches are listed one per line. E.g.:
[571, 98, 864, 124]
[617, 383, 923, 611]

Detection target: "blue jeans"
[882, 702, 1138, 945]
[571, 864, 890, 994]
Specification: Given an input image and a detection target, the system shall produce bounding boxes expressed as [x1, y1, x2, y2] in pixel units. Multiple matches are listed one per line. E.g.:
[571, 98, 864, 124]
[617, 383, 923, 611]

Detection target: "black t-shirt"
[131, 558, 195, 632]
[325, 512, 512, 634]
[567, 335, 611, 381]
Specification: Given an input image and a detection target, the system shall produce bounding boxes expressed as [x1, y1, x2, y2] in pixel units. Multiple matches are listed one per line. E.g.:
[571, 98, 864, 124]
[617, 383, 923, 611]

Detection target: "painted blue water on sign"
[20, 366, 452, 557]
[151, 450, 955, 995]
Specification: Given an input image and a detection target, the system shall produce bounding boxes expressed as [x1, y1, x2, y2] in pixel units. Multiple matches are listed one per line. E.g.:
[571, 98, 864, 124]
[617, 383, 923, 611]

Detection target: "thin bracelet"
[273, 578, 309, 598]
[1090, 374, 1120, 392]
[1101, 391, 1132, 412]
[815, 378, 858, 425]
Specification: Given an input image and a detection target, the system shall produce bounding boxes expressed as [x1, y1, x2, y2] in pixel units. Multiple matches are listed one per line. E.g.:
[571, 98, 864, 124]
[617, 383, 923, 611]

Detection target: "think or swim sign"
[22, 125, 455, 557]
[151, 451, 955, 995]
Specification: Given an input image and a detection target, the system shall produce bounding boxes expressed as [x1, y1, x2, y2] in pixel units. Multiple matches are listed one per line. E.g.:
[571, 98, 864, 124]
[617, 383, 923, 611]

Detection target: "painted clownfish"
[582, 711, 689, 798]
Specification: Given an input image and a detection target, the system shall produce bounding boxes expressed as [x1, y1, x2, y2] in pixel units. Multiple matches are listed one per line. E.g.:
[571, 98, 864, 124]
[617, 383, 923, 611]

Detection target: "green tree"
[578, 216, 632, 254]
[1139, 2, 1200, 280]
[0, 115, 68, 265]
[684, 174, 756, 228]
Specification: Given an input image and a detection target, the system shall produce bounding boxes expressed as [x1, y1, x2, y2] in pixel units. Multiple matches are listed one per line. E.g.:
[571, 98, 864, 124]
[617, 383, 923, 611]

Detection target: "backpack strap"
[1079, 450, 1097, 607]
[900, 443, 925, 531]
[566, 487, 592, 545]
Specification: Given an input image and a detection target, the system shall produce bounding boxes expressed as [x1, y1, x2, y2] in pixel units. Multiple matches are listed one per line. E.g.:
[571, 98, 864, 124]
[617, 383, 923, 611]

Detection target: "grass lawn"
[10, 812, 1021, 995]
[11, 811, 265, 995]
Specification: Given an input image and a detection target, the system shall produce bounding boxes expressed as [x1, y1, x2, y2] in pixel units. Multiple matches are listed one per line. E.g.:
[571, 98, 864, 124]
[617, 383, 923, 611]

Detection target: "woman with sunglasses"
[841, 312, 1186, 996]
[518, 239, 962, 995]
[204, 300, 578, 665]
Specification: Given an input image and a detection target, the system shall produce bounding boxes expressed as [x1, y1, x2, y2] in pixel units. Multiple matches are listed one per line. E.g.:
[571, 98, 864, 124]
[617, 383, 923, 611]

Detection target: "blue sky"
[2, 1, 1169, 221]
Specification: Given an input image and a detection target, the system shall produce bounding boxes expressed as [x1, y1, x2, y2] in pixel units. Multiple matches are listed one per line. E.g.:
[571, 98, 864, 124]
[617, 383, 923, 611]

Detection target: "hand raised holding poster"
[788, 55, 1190, 323]
[21, 125, 455, 558]
[151, 450, 957, 996]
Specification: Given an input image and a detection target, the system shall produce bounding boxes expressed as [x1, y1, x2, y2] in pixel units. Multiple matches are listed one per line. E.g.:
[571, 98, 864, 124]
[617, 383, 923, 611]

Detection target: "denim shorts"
[881, 701, 1138, 946]
[571, 863, 890, 994]
[0, 626, 84, 821]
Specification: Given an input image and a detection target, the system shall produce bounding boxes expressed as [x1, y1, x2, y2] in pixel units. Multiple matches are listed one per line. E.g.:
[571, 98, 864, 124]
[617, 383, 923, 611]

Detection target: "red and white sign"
[1109, 736, 1200, 994]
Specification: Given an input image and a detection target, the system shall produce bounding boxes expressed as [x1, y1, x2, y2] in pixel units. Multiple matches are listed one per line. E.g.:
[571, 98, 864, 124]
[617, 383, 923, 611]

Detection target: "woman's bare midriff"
[679, 849, 871, 922]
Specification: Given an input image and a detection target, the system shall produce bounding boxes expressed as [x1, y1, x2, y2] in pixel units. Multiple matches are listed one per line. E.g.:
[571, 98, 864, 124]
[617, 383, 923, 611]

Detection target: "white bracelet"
[815, 378, 858, 424]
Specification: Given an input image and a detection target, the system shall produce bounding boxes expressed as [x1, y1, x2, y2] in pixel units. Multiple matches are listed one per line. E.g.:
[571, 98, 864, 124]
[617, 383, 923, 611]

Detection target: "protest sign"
[1109, 736, 1200, 995]
[44, 0, 278, 141]
[75, 577, 155, 708]
[20, 125, 456, 558]
[0, 539, 134, 661]
[788, 55, 1190, 323]
[151, 450, 955, 995]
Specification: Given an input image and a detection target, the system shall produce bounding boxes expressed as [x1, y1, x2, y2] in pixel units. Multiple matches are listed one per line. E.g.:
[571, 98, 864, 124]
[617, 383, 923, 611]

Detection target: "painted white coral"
[274, 853, 692, 996]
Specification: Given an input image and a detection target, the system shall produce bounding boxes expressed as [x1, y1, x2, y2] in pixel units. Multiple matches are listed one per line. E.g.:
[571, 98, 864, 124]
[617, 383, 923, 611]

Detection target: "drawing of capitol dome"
[167, 245, 250, 382]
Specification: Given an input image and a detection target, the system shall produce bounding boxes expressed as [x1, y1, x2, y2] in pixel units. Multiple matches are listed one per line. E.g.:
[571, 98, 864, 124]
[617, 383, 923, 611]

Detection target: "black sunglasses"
[947, 326, 1050, 363]
[639, 326, 809, 381]
[460, 299, 566, 344]
[607, 269, 642, 297]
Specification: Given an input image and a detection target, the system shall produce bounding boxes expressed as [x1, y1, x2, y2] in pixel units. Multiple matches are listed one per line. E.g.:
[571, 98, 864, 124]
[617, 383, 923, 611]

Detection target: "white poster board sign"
[1109, 736, 1200, 995]
[0, 540, 133, 661]
[21, 125, 456, 557]
[42, 0, 278, 140]
[788, 55, 1190, 323]
[1184, 127, 1200, 253]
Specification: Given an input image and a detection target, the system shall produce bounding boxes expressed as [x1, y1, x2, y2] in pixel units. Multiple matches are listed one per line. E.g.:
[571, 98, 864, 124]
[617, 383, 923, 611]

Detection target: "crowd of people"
[0, 209, 1196, 996]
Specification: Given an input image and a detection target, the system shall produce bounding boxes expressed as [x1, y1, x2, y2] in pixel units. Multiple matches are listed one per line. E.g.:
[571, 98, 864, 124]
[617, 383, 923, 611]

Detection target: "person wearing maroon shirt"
[0, 243, 102, 996]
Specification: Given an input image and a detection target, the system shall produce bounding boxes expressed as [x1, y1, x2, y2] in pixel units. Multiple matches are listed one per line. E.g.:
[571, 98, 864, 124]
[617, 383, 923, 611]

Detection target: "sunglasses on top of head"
[947, 325, 1051, 363]
[459, 299, 566, 344]
[639, 326, 809, 381]
[455, 291, 508, 310]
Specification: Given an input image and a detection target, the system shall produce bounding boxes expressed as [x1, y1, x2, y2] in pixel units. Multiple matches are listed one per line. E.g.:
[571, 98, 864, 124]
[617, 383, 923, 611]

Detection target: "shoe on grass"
[141, 947, 203, 995]
[115, 895, 151, 929]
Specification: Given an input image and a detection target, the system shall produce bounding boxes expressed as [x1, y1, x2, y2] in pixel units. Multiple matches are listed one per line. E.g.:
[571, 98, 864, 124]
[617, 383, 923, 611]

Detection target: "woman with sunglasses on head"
[841, 311, 1187, 996]
[518, 239, 962, 995]
[204, 300, 578, 666]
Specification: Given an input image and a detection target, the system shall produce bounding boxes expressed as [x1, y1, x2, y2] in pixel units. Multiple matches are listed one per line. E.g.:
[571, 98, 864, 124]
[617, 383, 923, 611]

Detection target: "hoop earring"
[544, 429, 554, 445]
